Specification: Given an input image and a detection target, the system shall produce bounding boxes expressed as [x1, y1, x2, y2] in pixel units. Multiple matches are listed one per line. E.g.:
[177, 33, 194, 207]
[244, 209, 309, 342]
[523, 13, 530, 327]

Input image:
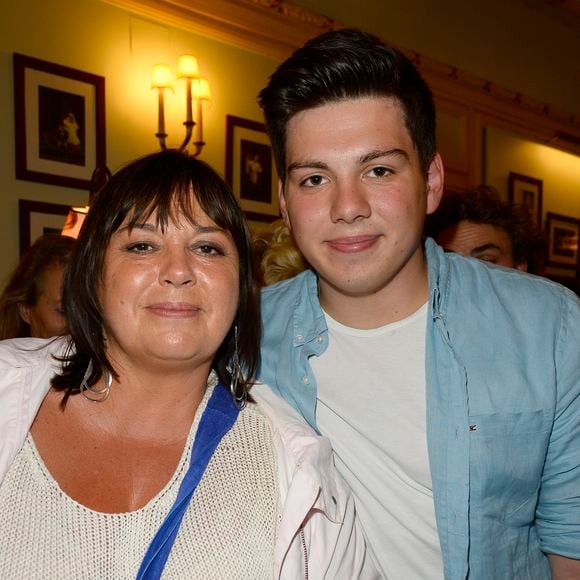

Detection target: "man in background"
[257, 28, 580, 580]
[425, 185, 544, 272]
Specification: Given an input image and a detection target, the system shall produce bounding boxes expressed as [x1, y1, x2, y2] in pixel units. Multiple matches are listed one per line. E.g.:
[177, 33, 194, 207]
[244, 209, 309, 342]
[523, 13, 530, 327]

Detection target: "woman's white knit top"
[0, 383, 280, 579]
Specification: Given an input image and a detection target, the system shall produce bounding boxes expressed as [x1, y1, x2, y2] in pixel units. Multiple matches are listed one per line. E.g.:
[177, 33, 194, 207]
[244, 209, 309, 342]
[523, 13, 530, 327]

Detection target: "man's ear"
[426, 153, 444, 215]
[18, 302, 32, 325]
[278, 179, 290, 228]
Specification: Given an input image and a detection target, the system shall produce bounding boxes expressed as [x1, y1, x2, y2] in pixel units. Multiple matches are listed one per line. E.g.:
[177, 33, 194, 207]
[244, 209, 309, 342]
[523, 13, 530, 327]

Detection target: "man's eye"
[301, 175, 326, 187]
[368, 166, 391, 177]
[479, 256, 498, 264]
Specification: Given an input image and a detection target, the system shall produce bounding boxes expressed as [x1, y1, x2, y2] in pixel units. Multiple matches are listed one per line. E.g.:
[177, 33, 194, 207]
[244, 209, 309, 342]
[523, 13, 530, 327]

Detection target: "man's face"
[280, 96, 443, 314]
[435, 220, 526, 270]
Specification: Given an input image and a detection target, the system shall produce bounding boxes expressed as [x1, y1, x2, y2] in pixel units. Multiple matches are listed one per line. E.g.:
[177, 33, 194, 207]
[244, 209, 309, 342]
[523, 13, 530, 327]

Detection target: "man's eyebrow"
[470, 243, 501, 255]
[360, 148, 409, 164]
[287, 148, 409, 174]
[287, 159, 329, 174]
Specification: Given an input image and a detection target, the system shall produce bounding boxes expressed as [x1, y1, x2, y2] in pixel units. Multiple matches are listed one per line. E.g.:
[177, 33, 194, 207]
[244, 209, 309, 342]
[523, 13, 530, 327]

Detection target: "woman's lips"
[326, 235, 379, 253]
[147, 303, 200, 318]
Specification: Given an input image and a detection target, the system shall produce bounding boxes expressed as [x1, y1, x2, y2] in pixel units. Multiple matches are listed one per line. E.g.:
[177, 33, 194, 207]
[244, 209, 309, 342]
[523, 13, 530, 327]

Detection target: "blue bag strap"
[136, 383, 240, 580]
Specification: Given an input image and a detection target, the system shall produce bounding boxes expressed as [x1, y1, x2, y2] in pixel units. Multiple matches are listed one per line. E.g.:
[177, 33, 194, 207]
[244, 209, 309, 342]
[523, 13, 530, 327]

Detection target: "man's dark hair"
[258, 28, 437, 181]
[425, 185, 545, 270]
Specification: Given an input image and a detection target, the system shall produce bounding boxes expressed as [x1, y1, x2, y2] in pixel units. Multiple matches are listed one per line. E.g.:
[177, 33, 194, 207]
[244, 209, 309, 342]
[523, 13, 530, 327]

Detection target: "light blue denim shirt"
[258, 238, 580, 580]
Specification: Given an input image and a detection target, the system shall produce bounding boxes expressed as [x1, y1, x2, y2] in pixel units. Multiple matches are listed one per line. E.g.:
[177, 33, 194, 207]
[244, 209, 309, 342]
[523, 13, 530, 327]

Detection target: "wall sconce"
[151, 55, 212, 157]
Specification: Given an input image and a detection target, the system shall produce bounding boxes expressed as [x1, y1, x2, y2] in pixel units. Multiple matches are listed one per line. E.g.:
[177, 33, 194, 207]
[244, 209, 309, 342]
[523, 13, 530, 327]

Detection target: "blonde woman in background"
[254, 219, 308, 286]
[0, 234, 76, 339]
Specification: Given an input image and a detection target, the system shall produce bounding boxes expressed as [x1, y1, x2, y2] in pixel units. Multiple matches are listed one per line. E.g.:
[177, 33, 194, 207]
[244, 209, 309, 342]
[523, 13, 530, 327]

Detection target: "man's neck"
[319, 253, 430, 330]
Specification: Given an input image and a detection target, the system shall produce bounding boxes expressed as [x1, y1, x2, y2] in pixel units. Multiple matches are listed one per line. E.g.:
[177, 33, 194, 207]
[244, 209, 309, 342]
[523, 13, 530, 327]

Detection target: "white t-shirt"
[311, 302, 444, 579]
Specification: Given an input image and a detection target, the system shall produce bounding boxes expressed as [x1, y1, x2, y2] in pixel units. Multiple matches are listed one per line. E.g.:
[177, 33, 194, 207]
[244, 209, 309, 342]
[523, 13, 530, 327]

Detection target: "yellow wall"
[485, 125, 580, 220]
[485, 125, 580, 279]
[0, 0, 279, 284]
[1, 0, 579, 286]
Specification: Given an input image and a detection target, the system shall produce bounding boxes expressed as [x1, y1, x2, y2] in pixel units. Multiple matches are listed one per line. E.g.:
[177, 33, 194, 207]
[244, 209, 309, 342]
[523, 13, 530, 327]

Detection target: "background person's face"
[18, 263, 68, 338]
[99, 200, 240, 373]
[280, 96, 443, 306]
[435, 220, 525, 270]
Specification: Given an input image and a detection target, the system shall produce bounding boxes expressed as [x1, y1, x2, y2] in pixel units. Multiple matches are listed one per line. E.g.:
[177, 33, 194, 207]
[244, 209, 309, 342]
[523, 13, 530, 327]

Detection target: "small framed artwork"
[225, 115, 279, 222]
[13, 53, 106, 190]
[545, 212, 580, 271]
[508, 172, 543, 226]
[19, 199, 70, 256]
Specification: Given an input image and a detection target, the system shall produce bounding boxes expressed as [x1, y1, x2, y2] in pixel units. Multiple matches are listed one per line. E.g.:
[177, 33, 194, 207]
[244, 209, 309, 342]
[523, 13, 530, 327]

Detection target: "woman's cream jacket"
[0, 337, 380, 580]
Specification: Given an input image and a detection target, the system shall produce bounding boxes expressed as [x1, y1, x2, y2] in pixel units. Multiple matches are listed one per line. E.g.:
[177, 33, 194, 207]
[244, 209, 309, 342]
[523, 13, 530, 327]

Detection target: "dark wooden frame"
[508, 172, 543, 226]
[19, 199, 70, 256]
[13, 53, 106, 190]
[225, 114, 279, 222]
[545, 211, 580, 272]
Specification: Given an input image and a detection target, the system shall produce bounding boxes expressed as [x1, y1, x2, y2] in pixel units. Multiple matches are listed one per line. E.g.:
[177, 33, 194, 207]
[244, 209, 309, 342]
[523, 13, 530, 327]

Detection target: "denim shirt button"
[302, 376, 310, 385]
[296, 334, 304, 342]
[316, 335, 323, 343]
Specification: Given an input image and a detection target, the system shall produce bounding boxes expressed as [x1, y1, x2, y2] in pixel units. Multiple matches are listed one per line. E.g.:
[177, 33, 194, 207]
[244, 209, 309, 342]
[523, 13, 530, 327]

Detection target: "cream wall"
[1, 0, 579, 287]
[292, 0, 580, 118]
[0, 0, 279, 284]
[485, 126, 580, 219]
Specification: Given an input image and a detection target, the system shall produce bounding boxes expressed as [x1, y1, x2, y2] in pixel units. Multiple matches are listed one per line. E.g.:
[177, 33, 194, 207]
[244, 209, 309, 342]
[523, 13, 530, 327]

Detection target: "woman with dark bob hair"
[0, 149, 377, 579]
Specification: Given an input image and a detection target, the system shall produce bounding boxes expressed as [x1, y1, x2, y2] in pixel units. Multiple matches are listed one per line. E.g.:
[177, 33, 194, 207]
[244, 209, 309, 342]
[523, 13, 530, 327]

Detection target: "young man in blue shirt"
[257, 28, 580, 579]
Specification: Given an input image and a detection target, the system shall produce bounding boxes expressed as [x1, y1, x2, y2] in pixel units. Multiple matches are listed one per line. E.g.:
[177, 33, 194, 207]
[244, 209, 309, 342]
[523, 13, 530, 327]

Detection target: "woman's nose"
[159, 249, 196, 286]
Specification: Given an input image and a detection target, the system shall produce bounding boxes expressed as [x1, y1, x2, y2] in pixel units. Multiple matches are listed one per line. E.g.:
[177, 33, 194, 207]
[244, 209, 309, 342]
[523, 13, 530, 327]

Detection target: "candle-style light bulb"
[177, 55, 199, 79]
[151, 64, 173, 149]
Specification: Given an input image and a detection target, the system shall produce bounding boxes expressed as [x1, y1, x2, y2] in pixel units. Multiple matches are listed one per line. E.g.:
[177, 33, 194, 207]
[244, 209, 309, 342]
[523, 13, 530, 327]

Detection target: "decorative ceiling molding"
[545, 0, 580, 17]
[103, 0, 580, 155]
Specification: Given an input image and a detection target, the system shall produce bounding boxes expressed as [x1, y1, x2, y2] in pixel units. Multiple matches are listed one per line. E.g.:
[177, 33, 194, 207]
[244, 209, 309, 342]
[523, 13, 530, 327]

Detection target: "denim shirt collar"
[291, 269, 327, 348]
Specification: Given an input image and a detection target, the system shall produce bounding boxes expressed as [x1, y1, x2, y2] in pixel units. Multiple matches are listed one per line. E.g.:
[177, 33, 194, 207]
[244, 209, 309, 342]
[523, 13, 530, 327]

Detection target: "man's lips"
[326, 235, 380, 253]
[147, 303, 200, 318]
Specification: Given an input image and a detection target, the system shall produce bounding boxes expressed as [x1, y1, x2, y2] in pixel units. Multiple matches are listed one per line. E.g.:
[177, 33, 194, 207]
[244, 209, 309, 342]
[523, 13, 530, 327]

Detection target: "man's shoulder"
[260, 269, 321, 325]
[439, 249, 578, 309]
[261, 269, 315, 305]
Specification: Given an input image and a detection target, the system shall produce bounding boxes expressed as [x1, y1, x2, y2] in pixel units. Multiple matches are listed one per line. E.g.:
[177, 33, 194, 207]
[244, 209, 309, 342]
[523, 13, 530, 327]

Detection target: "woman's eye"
[126, 242, 154, 253]
[196, 244, 224, 256]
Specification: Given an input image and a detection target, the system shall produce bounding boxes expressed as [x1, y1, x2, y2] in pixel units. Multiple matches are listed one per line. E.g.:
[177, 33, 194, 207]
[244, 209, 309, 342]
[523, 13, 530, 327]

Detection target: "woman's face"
[18, 263, 68, 338]
[99, 198, 240, 374]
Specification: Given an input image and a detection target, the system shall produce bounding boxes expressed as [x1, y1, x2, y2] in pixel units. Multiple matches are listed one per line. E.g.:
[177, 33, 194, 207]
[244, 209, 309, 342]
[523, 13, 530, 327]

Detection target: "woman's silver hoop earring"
[228, 325, 246, 409]
[80, 360, 112, 403]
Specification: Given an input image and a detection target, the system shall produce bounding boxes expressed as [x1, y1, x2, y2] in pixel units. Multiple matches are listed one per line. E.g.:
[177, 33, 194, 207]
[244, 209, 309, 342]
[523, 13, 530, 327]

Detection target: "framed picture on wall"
[13, 53, 106, 190]
[508, 172, 543, 226]
[225, 115, 279, 222]
[19, 199, 70, 256]
[545, 212, 580, 271]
